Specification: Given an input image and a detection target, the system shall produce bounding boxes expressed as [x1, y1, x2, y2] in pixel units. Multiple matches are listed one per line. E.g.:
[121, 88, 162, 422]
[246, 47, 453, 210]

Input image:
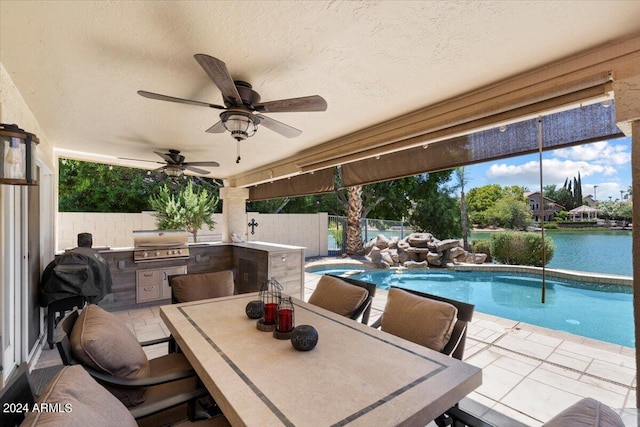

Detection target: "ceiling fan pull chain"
[236, 140, 241, 164]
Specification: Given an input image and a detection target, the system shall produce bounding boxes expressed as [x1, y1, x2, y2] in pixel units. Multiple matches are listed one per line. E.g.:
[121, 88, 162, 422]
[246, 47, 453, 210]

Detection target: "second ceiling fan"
[138, 54, 327, 162]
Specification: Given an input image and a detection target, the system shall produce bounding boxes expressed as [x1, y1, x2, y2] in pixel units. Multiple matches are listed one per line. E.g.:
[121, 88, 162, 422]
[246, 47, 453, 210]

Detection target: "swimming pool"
[306, 266, 634, 348]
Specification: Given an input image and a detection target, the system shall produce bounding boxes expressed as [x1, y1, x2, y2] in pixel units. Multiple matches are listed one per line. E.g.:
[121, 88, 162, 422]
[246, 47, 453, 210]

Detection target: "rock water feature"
[364, 233, 487, 269]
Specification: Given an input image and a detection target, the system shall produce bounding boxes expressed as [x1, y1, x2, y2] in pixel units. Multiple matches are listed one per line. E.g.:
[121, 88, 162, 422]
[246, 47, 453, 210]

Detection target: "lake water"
[470, 230, 632, 277]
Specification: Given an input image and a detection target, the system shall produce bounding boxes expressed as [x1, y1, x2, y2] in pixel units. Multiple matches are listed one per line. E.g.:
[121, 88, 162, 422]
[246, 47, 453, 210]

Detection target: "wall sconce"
[0, 123, 39, 185]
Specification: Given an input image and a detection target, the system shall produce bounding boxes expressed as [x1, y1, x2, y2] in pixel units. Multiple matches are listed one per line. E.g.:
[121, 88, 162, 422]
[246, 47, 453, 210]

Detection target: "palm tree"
[345, 185, 364, 255]
[455, 168, 470, 251]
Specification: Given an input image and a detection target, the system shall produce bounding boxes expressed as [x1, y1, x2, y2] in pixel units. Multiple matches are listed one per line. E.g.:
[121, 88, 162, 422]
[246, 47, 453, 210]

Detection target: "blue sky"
[462, 136, 632, 202]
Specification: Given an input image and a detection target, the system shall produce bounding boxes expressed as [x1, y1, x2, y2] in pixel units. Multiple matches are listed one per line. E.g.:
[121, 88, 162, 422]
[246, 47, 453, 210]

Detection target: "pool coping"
[305, 259, 633, 286]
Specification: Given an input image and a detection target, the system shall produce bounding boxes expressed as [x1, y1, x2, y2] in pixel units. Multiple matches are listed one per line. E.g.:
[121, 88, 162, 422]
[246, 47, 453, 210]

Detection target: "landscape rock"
[397, 240, 411, 251]
[403, 260, 429, 269]
[380, 249, 395, 266]
[436, 239, 461, 252]
[407, 233, 433, 248]
[374, 234, 390, 250]
[362, 232, 488, 269]
[427, 252, 442, 265]
[450, 247, 466, 259]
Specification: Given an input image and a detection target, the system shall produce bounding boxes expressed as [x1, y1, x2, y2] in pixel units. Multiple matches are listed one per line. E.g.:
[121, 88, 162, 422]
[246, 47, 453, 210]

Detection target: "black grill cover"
[39, 247, 113, 307]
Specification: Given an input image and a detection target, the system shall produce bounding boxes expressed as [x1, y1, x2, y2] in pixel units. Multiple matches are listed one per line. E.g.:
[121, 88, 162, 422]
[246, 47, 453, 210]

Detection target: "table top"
[160, 293, 482, 427]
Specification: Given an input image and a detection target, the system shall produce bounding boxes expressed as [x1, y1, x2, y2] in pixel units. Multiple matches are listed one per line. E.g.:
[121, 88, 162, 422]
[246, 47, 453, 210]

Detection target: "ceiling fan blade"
[255, 95, 328, 113]
[184, 165, 212, 175]
[206, 120, 226, 133]
[137, 90, 225, 109]
[153, 151, 176, 164]
[117, 156, 164, 165]
[255, 114, 302, 138]
[194, 54, 243, 106]
[183, 161, 220, 167]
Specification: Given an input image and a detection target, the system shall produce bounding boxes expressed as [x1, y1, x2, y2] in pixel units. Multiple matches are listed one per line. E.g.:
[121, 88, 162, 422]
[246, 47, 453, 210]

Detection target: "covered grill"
[39, 246, 113, 307]
[133, 229, 190, 262]
[40, 243, 114, 348]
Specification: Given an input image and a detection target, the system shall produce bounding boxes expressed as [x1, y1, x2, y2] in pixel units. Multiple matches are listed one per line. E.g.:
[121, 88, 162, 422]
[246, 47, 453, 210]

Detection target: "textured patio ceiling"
[1, 1, 640, 186]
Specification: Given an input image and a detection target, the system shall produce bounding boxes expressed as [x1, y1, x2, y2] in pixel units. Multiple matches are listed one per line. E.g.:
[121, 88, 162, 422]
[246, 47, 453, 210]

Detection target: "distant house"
[583, 194, 597, 208]
[525, 192, 565, 222]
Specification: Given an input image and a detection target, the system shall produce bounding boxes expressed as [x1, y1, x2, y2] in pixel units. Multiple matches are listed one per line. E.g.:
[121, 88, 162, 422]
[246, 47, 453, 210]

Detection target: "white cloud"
[486, 158, 608, 189]
[554, 140, 630, 166]
[468, 138, 631, 201]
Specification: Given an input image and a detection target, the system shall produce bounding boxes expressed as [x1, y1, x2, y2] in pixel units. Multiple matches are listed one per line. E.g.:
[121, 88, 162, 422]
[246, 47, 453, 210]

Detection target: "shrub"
[329, 221, 344, 248]
[149, 181, 218, 243]
[489, 231, 555, 267]
[471, 240, 492, 262]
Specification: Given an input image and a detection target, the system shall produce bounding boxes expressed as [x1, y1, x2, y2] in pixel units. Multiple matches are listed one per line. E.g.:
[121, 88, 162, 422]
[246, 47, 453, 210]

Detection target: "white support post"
[219, 186, 249, 243]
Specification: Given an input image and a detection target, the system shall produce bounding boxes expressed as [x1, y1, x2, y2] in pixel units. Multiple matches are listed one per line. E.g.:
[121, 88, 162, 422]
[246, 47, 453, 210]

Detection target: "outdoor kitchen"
[84, 229, 305, 312]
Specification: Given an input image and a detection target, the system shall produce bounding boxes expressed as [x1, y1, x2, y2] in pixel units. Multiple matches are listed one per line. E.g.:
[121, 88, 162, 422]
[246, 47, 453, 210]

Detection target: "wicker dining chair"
[54, 305, 217, 427]
[168, 270, 235, 304]
[372, 287, 485, 427]
[308, 274, 377, 324]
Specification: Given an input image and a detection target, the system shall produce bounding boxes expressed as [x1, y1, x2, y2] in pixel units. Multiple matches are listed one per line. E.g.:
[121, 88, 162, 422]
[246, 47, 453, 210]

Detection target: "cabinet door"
[137, 269, 160, 302]
[161, 266, 187, 300]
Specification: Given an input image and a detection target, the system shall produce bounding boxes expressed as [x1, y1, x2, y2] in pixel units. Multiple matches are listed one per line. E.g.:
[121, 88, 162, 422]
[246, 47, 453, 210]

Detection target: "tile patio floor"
[35, 272, 640, 426]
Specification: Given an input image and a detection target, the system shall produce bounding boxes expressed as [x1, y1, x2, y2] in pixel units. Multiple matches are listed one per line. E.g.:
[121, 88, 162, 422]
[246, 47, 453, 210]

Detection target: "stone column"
[613, 68, 640, 408]
[219, 186, 249, 243]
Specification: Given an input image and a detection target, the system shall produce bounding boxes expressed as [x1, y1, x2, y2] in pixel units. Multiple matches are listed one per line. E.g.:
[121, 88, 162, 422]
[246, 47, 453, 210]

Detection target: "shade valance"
[248, 168, 335, 201]
[341, 102, 622, 187]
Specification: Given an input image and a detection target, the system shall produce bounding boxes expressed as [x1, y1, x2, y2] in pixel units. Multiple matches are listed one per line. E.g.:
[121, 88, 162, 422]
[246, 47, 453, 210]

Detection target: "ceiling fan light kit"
[138, 54, 327, 164]
[220, 110, 258, 142]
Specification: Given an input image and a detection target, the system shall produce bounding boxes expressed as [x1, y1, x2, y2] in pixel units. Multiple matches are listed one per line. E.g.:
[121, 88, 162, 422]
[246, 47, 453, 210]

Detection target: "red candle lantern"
[257, 277, 282, 332]
[274, 296, 295, 339]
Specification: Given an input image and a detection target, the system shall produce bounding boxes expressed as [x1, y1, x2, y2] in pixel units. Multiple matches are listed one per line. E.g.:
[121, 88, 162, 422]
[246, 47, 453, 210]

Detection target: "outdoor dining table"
[159, 292, 482, 427]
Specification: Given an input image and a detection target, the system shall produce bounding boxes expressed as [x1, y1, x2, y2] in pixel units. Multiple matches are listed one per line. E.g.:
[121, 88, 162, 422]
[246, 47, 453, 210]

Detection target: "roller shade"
[341, 101, 623, 187]
[248, 168, 335, 201]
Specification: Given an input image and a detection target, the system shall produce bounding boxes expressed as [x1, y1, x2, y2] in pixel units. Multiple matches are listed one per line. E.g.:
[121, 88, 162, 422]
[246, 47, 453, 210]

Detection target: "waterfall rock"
[363, 232, 487, 268]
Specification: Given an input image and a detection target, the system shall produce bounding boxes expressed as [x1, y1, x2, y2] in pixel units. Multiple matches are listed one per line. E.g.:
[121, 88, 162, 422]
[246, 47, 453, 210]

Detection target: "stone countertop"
[56, 241, 305, 256]
[231, 241, 305, 252]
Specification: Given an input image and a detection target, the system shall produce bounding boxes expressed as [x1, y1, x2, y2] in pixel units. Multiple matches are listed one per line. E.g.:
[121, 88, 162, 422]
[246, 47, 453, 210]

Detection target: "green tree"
[361, 177, 418, 220]
[617, 202, 633, 224]
[59, 159, 159, 212]
[484, 195, 532, 230]
[408, 170, 460, 239]
[59, 158, 222, 213]
[466, 184, 529, 229]
[149, 181, 218, 242]
[467, 184, 504, 213]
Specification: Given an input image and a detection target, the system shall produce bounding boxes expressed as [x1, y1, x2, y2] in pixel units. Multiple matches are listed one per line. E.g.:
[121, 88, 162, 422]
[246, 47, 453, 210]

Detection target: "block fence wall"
[57, 211, 328, 258]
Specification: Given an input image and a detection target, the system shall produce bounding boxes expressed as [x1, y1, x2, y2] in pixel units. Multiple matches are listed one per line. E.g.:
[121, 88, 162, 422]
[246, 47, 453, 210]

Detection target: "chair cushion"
[69, 304, 150, 406]
[308, 275, 368, 317]
[543, 398, 624, 427]
[381, 288, 458, 352]
[171, 270, 235, 303]
[20, 365, 137, 427]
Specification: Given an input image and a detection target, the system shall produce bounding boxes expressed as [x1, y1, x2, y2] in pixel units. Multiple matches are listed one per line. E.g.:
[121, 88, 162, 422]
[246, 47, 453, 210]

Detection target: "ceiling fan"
[120, 149, 219, 177]
[138, 54, 327, 162]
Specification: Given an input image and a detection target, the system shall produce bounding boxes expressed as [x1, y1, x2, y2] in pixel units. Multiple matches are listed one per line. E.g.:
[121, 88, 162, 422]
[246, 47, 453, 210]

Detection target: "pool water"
[306, 267, 634, 348]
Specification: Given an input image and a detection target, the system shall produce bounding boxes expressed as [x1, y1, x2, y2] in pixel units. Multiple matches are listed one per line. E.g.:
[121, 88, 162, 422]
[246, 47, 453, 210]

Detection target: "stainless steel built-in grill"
[133, 230, 190, 262]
